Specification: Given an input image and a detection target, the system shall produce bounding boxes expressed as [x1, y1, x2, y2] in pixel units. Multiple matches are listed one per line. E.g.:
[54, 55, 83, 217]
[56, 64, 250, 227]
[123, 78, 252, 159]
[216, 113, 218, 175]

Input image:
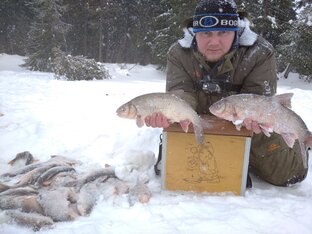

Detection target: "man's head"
[193, 0, 239, 62]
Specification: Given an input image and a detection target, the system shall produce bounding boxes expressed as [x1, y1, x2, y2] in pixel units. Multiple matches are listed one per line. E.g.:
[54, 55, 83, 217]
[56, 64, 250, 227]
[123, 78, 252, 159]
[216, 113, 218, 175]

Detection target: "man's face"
[195, 31, 235, 62]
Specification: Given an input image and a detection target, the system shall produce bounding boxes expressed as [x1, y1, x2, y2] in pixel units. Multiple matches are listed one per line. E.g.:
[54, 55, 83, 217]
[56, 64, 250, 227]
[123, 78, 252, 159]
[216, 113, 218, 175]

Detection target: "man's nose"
[207, 33, 220, 45]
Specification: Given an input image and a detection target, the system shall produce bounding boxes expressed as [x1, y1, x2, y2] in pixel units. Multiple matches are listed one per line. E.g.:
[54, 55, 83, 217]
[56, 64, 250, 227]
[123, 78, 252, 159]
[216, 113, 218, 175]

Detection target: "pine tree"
[0, 0, 34, 55]
[23, 0, 70, 71]
[277, 2, 312, 81]
[151, 0, 197, 67]
[52, 48, 111, 81]
[237, 0, 296, 47]
[127, 0, 169, 65]
[62, 0, 90, 57]
[151, 3, 175, 67]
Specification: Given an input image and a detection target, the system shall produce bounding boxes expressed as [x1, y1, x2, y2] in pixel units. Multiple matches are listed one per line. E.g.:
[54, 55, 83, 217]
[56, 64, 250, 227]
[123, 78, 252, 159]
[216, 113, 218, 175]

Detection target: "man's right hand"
[144, 112, 171, 128]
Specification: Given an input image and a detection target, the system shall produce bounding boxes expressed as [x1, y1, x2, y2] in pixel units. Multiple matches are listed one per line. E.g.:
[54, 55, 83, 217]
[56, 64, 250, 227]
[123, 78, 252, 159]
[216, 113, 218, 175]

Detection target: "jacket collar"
[178, 18, 258, 48]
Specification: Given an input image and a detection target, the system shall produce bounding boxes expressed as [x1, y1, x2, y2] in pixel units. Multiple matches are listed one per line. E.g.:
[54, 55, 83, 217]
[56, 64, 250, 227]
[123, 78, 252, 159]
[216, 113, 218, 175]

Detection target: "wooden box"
[161, 116, 252, 196]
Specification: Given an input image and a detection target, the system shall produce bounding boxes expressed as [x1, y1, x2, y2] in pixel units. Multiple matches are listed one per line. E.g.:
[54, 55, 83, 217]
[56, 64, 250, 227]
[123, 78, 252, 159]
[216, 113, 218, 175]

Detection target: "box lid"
[164, 115, 253, 137]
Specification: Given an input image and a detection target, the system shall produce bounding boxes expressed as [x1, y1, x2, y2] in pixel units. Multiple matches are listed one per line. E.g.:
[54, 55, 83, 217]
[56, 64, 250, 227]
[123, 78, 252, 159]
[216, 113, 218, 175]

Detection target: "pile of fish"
[209, 93, 312, 168]
[0, 151, 152, 230]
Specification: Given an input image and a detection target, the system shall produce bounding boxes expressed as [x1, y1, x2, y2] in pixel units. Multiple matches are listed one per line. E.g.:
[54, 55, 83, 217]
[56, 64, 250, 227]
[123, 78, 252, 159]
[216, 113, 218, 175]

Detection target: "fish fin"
[281, 132, 296, 148]
[259, 124, 273, 137]
[179, 119, 204, 144]
[261, 129, 271, 137]
[235, 124, 242, 131]
[136, 117, 144, 128]
[275, 93, 293, 108]
[180, 120, 191, 133]
[233, 119, 243, 125]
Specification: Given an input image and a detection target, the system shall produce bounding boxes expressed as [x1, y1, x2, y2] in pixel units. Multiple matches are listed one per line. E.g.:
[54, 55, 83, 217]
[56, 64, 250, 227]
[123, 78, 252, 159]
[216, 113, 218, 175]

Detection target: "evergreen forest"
[0, 0, 311, 79]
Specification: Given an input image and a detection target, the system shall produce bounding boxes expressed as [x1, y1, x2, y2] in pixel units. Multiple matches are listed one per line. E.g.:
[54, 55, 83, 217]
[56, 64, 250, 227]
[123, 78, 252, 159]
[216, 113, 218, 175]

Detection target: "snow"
[267, 16, 277, 29]
[238, 18, 258, 46]
[0, 54, 312, 234]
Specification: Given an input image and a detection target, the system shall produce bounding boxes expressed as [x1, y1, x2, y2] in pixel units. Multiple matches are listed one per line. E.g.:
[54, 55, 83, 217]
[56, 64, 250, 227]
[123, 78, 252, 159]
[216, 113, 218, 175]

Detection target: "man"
[145, 0, 308, 186]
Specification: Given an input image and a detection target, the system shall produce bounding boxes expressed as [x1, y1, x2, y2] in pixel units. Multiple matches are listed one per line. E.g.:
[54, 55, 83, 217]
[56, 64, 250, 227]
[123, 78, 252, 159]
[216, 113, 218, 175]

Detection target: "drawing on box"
[183, 141, 220, 183]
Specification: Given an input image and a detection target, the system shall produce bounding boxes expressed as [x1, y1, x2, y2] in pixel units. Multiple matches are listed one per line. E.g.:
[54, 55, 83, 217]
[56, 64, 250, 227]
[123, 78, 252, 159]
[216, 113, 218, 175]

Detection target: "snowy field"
[0, 54, 311, 234]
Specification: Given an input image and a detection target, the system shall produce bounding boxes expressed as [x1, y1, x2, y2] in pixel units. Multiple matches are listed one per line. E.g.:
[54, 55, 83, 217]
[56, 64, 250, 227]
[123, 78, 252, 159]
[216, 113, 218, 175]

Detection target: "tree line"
[0, 0, 311, 79]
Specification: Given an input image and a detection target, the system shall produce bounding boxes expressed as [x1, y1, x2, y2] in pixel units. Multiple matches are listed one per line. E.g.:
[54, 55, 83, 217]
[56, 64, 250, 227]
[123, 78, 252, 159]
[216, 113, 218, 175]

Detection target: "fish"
[1, 163, 42, 178]
[8, 151, 37, 168]
[38, 187, 79, 221]
[128, 182, 152, 206]
[0, 186, 38, 196]
[0, 210, 54, 230]
[64, 167, 115, 189]
[13, 164, 60, 187]
[0, 164, 60, 191]
[43, 170, 78, 188]
[0, 194, 43, 214]
[76, 181, 100, 216]
[48, 155, 82, 166]
[1, 155, 81, 178]
[75, 176, 117, 215]
[116, 92, 206, 144]
[209, 93, 312, 168]
[35, 165, 75, 186]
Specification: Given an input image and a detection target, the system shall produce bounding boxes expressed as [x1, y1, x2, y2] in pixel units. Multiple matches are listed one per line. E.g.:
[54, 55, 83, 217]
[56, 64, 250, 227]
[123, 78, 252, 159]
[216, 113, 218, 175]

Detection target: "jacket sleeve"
[239, 37, 277, 96]
[165, 43, 198, 110]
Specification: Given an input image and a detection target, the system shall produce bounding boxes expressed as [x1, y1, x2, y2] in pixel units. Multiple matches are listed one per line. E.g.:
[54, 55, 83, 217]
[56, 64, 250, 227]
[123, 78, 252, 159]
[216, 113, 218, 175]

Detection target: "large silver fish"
[209, 93, 312, 168]
[116, 92, 206, 144]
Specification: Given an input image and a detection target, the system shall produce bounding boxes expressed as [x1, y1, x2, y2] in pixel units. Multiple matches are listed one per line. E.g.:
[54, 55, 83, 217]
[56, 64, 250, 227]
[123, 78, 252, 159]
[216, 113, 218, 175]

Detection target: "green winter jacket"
[166, 24, 276, 111]
[165, 19, 308, 186]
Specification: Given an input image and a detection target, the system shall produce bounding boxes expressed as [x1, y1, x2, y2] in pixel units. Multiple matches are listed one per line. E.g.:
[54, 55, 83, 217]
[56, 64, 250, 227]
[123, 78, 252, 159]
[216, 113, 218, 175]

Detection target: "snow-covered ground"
[0, 54, 311, 234]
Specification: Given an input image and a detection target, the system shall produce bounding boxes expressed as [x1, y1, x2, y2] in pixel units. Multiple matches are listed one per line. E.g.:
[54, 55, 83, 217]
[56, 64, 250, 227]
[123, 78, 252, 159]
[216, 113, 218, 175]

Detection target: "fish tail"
[194, 124, 204, 144]
[193, 120, 204, 144]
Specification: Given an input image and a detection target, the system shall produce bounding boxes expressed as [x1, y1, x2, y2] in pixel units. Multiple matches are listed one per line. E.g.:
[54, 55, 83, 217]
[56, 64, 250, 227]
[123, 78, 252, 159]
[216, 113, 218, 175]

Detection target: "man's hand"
[243, 118, 262, 134]
[144, 112, 171, 128]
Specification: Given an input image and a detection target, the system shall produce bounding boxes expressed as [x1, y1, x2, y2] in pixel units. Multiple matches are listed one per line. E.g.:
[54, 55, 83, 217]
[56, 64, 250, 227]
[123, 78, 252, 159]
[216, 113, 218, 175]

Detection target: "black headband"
[193, 13, 239, 32]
